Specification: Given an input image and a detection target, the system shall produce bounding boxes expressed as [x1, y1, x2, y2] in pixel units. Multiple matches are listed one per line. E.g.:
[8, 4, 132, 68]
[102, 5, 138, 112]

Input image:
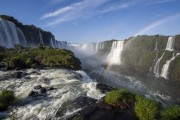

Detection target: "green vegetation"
[120, 35, 176, 76]
[0, 90, 15, 111]
[135, 95, 160, 120]
[72, 116, 83, 120]
[169, 55, 180, 81]
[0, 45, 81, 70]
[161, 106, 180, 120]
[105, 89, 135, 108]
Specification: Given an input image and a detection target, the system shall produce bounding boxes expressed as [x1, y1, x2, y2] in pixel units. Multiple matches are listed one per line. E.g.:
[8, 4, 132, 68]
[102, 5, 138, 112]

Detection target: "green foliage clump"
[105, 89, 135, 107]
[72, 115, 83, 120]
[5, 56, 25, 69]
[169, 55, 180, 81]
[161, 106, 180, 120]
[0, 47, 81, 70]
[135, 96, 160, 120]
[0, 90, 15, 111]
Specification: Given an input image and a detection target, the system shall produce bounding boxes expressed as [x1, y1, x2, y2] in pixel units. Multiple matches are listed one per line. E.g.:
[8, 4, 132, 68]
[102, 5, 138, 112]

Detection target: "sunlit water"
[0, 69, 104, 120]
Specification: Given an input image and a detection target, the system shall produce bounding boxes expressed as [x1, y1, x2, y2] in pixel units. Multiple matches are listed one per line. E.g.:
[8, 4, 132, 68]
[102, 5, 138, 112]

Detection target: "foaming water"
[0, 69, 104, 119]
[88, 68, 173, 105]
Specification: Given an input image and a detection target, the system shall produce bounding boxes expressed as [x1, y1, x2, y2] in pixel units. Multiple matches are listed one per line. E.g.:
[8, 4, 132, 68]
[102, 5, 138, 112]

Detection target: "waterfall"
[0, 19, 16, 48]
[17, 28, 27, 46]
[39, 31, 44, 45]
[8, 22, 20, 45]
[50, 37, 55, 48]
[149, 51, 159, 72]
[160, 53, 180, 79]
[165, 37, 174, 51]
[0, 18, 27, 48]
[154, 52, 165, 77]
[107, 41, 124, 65]
[95, 42, 104, 53]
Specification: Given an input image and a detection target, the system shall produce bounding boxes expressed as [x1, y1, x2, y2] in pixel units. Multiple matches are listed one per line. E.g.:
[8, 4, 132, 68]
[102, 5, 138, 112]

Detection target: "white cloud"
[50, 0, 64, 4]
[41, 0, 144, 26]
[41, 6, 72, 19]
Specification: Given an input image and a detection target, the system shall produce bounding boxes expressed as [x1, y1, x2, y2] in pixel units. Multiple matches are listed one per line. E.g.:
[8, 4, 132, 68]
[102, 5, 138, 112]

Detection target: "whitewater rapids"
[0, 69, 104, 120]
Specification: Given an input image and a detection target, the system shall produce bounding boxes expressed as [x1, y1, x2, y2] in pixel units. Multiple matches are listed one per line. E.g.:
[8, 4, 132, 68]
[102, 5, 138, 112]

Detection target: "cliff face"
[0, 15, 67, 48]
[74, 35, 180, 81]
[103, 35, 180, 81]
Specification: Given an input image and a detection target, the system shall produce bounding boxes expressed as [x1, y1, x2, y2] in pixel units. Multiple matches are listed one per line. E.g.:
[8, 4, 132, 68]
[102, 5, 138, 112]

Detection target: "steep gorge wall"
[0, 15, 67, 48]
[112, 35, 180, 81]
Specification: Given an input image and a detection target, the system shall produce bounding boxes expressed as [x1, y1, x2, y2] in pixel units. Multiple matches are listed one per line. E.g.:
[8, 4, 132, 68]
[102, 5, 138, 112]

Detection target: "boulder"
[96, 83, 113, 93]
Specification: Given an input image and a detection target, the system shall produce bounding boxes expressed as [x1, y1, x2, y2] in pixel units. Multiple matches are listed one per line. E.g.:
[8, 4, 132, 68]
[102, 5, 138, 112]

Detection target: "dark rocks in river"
[34, 85, 42, 90]
[11, 71, 27, 79]
[56, 97, 97, 118]
[96, 83, 114, 93]
[68, 98, 136, 120]
[28, 91, 40, 97]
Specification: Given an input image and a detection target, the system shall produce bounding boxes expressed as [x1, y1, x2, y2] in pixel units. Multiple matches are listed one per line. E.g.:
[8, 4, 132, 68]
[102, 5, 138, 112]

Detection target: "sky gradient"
[0, 0, 180, 43]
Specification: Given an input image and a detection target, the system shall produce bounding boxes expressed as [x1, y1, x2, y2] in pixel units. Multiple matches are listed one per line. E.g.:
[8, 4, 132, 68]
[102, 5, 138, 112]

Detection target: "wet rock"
[28, 91, 39, 97]
[96, 83, 114, 93]
[34, 85, 42, 90]
[40, 88, 46, 93]
[0, 62, 6, 71]
[56, 97, 97, 117]
[48, 87, 55, 90]
[11, 71, 27, 79]
[68, 100, 136, 120]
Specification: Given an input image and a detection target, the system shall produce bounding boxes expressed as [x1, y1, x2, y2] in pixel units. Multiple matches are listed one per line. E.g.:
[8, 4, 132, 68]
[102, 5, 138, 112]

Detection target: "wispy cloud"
[42, 0, 109, 26]
[147, 0, 177, 5]
[43, 0, 165, 26]
[50, 0, 64, 4]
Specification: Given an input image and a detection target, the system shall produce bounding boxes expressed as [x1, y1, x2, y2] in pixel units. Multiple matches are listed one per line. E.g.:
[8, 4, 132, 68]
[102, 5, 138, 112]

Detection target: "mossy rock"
[105, 89, 135, 109]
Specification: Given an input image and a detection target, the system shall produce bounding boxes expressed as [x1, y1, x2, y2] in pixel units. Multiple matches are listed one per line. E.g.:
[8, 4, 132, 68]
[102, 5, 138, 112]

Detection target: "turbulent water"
[0, 69, 104, 120]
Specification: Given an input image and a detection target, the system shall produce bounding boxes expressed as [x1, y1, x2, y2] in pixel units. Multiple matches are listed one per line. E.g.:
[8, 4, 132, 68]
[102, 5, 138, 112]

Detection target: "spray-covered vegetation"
[0, 45, 81, 70]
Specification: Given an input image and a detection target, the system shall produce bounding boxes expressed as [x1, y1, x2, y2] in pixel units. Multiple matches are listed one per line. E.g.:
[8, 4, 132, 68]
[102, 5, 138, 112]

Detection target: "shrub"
[105, 89, 135, 108]
[25, 58, 34, 67]
[161, 106, 180, 120]
[5, 57, 25, 69]
[0, 90, 15, 111]
[135, 96, 160, 120]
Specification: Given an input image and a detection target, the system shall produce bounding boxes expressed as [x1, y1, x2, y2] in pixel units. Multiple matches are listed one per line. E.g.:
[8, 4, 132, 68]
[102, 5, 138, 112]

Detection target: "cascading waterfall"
[149, 51, 159, 72]
[95, 42, 104, 53]
[8, 22, 20, 45]
[50, 37, 55, 48]
[154, 52, 165, 77]
[17, 28, 27, 46]
[160, 53, 180, 79]
[39, 31, 44, 45]
[0, 18, 27, 48]
[107, 41, 124, 65]
[165, 37, 174, 51]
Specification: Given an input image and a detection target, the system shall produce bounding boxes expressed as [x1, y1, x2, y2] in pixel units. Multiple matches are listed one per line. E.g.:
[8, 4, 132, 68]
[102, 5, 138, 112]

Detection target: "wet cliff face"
[0, 15, 67, 48]
[75, 35, 180, 81]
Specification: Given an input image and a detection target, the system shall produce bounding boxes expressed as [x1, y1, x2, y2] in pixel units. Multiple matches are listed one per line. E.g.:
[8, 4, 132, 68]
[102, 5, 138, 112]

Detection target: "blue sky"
[0, 0, 180, 43]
